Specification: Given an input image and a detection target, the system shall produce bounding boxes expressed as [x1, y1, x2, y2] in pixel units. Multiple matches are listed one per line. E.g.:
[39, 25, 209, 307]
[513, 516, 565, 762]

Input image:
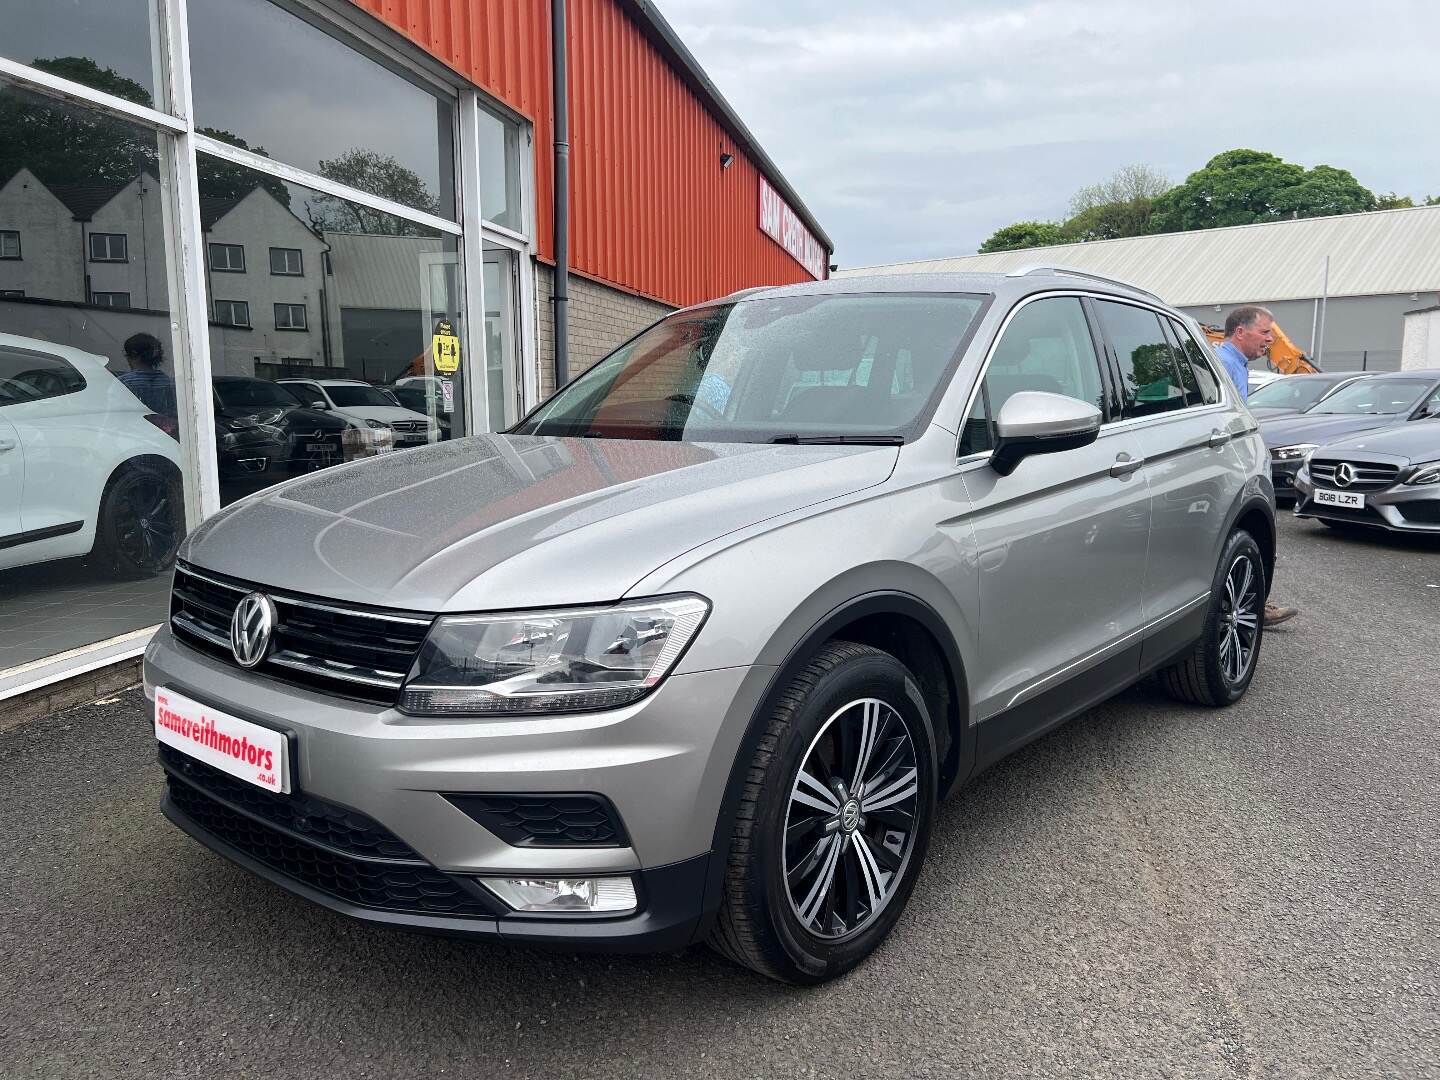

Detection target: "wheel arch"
[1225, 492, 1276, 598]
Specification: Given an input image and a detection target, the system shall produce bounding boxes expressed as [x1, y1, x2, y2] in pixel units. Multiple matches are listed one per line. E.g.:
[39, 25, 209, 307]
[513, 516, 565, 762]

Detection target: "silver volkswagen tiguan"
[145, 268, 1275, 984]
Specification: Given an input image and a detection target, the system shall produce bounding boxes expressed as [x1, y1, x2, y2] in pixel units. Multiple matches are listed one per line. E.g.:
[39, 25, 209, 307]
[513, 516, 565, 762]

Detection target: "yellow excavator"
[1201, 322, 1321, 375]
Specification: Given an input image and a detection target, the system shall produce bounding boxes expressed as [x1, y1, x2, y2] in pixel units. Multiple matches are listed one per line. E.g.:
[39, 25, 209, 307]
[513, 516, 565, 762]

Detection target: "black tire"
[709, 641, 937, 985]
[1158, 529, 1265, 707]
[93, 460, 183, 579]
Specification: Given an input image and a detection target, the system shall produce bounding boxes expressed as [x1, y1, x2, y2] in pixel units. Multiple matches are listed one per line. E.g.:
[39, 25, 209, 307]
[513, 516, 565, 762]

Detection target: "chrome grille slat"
[1309, 459, 1399, 491]
[169, 563, 432, 704]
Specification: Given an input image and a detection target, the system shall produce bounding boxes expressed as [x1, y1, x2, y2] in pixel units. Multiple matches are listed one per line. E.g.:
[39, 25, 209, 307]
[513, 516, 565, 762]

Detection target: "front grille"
[170, 562, 433, 704]
[390, 420, 428, 434]
[1309, 460, 1400, 491]
[159, 744, 421, 862]
[445, 793, 629, 848]
[166, 776, 498, 918]
[1397, 500, 1440, 525]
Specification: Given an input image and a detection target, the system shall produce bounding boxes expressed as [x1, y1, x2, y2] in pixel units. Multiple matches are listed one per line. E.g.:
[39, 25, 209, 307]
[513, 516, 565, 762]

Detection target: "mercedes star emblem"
[230, 592, 277, 668]
[1334, 462, 1355, 488]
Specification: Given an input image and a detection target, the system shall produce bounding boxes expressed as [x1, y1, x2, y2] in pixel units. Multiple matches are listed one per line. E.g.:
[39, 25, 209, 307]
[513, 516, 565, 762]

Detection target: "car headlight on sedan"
[1405, 463, 1440, 486]
[1271, 443, 1317, 461]
[399, 595, 710, 716]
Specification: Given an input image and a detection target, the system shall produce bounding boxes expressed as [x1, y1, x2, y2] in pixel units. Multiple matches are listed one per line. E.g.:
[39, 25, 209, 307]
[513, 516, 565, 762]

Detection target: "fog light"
[479, 875, 637, 914]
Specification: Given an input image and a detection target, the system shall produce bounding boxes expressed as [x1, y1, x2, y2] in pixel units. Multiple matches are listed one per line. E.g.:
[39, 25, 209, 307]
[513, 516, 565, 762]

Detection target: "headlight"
[364, 418, 390, 429]
[399, 595, 710, 716]
[1406, 464, 1440, 486]
[1271, 444, 1317, 460]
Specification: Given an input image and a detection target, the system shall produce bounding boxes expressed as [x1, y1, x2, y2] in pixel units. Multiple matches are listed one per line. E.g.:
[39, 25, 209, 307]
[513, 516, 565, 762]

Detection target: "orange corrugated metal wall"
[350, 0, 822, 307]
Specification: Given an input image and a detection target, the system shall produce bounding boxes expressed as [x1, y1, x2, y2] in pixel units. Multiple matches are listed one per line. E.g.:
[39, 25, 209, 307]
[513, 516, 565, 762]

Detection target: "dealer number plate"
[1314, 488, 1365, 509]
[154, 686, 290, 794]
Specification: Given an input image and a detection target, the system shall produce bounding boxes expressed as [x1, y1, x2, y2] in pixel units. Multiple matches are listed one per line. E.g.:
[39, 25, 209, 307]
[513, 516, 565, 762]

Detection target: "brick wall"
[535, 264, 674, 399]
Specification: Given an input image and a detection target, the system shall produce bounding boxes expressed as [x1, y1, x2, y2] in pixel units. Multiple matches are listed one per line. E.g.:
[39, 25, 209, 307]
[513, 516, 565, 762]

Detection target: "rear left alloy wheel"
[710, 642, 936, 984]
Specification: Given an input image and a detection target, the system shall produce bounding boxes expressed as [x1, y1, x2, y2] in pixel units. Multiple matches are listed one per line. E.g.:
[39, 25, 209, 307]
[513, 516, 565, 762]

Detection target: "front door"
[0, 413, 23, 553]
[952, 295, 1152, 757]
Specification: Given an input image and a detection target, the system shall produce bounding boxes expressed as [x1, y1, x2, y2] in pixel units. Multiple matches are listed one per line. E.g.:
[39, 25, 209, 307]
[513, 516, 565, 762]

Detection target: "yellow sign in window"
[431, 319, 460, 373]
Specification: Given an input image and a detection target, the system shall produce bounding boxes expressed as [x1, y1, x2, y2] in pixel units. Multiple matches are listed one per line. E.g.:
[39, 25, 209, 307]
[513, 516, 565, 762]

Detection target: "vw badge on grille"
[1334, 462, 1355, 488]
[230, 592, 277, 668]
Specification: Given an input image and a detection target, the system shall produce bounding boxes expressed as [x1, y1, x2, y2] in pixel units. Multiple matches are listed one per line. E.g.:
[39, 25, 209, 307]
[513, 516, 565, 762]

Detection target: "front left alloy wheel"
[710, 641, 936, 984]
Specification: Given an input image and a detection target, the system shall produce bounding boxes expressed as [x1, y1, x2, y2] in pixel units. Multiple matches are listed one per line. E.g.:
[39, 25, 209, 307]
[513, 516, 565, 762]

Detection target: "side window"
[1161, 319, 1204, 407]
[1171, 320, 1222, 405]
[1095, 300, 1186, 419]
[959, 297, 1104, 456]
[0, 347, 87, 407]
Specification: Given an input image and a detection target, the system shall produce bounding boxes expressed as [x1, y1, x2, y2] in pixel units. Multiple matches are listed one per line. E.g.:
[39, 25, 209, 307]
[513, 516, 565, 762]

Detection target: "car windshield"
[326, 384, 398, 408]
[1309, 378, 1431, 415]
[391, 388, 427, 410]
[511, 293, 988, 442]
[1248, 377, 1349, 410]
[215, 380, 303, 409]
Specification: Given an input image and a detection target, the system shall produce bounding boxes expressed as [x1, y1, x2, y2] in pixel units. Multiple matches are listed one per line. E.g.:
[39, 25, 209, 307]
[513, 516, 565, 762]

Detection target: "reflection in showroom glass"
[194, 155, 464, 505]
[0, 84, 187, 671]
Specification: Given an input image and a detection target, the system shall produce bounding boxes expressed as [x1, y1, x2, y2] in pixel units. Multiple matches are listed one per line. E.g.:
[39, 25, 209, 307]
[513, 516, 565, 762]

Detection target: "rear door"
[1090, 299, 1248, 665]
[954, 294, 1151, 751]
[0, 411, 23, 551]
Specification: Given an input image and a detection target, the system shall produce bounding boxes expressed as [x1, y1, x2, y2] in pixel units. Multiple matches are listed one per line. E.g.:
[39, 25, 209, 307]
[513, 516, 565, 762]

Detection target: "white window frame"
[90, 291, 132, 308]
[274, 302, 308, 330]
[89, 232, 129, 262]
[209, 242, 245, 272]
[0, 0, 535, 702]
[214, 299, 250, 327]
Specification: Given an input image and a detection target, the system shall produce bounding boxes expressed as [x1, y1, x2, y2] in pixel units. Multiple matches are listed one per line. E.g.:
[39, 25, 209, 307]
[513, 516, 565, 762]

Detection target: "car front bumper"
[144, 627, 773, 950]
[1292, 471, 1440, 532]
[1268, 456, 1305, 497]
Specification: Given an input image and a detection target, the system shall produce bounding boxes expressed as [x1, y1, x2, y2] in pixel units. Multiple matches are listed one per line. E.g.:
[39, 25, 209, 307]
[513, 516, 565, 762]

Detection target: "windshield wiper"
[768, 434, 906, 445]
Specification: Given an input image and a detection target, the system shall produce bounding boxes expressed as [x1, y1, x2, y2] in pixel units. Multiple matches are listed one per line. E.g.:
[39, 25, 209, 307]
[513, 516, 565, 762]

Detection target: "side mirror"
[310, 400, 328, 410]
[990, 391, 1103, 476]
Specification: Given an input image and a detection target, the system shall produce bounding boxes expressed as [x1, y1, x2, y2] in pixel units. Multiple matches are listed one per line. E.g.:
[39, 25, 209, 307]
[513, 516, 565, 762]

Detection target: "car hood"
[1309, 418, 1440, 464]
[181, 433, 899, 612]
[1259, 413, 1407, 448]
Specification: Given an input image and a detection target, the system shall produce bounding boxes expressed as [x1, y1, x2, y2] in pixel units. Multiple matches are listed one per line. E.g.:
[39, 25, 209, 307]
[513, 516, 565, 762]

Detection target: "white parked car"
[278, 377, 438, 448]
[0, 332, 183, 577]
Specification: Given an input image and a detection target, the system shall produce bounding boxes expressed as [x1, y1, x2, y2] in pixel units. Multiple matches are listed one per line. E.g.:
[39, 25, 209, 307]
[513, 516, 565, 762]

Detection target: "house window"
[214, 300, 251, 327]
[270, 247, 303, 276]
[89, 232, 128, 262]
[275, 302, 307, 330]
[210, 243, 246, 272]
[91, 291, 131, 308]
[0, 231, 19, 259]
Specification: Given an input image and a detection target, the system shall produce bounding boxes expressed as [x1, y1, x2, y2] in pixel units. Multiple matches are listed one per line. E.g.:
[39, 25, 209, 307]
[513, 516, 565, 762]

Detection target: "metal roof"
[840, 205, 1440, 306]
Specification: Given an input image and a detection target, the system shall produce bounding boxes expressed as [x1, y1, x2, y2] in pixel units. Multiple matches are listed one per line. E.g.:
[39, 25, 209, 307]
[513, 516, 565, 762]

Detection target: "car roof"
[279, 377, 370, 386]
[702, 267, 1168, 310]
[0, 331, 111, 371]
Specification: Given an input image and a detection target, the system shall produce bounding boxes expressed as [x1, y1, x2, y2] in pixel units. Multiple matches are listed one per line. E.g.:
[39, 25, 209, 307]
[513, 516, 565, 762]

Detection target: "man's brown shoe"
[1263, 602, 1297, 627]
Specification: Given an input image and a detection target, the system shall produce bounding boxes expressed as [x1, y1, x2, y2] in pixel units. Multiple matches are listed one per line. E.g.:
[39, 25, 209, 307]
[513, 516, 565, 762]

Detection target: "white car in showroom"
[278, 377, 438, 448]
[0, 333, 184, 577]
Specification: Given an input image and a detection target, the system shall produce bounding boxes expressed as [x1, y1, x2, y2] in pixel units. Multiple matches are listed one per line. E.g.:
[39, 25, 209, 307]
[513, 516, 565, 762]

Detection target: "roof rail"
[1005, 264, 1163, 303]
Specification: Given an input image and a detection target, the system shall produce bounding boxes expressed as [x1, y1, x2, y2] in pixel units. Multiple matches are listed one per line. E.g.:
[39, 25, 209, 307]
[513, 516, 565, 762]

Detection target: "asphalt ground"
[2, 514, 1437, 1080]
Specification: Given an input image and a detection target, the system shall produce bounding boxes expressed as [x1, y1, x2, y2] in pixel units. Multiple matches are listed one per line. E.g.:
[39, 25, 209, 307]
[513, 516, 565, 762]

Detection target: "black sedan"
[1246, 372, 1372, 419]
[1293, 417, 1440, 533]
[1259, 371, 1440, 498]
[214, 377, 351, 475]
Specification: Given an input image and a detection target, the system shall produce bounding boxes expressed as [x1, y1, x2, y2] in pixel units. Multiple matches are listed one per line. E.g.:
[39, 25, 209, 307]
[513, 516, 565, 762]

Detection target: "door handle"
[1110, 452, 1145, 478]
[1207, 430, 1232, 448]
[0, 438, 16, 452]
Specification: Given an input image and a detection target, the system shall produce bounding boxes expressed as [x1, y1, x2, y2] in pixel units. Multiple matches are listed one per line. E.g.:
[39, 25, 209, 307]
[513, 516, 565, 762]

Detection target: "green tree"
[1376, 192, 1415, 210]
[1425, 195, 1440, 206]
[0, 57, 157, 186]
[1063, 164, 1170, 240]
[1150, 149, 1375, 232]
[306, 149, 440, 235]
[978, 220, 1067, 253]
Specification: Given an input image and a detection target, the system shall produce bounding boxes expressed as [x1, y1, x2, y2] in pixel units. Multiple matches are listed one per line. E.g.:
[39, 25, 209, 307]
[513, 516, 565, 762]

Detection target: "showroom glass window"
[2, 0, 162, 102]
[195, 156, 462, 505]
[187, 0, 457, 221]
[0, 82, 191, 671]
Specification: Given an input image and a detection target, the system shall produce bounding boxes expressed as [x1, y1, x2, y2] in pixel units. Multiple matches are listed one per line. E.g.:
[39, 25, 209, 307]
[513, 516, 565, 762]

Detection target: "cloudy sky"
[659, 0, 1440, 270]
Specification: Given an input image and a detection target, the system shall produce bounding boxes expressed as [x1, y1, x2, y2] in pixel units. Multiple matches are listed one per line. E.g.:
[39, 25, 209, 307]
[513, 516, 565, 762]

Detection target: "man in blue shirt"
[1214, 304, 1274, 401]
[1217, 305, 1297, 626]
[117, 332, 177, 418]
